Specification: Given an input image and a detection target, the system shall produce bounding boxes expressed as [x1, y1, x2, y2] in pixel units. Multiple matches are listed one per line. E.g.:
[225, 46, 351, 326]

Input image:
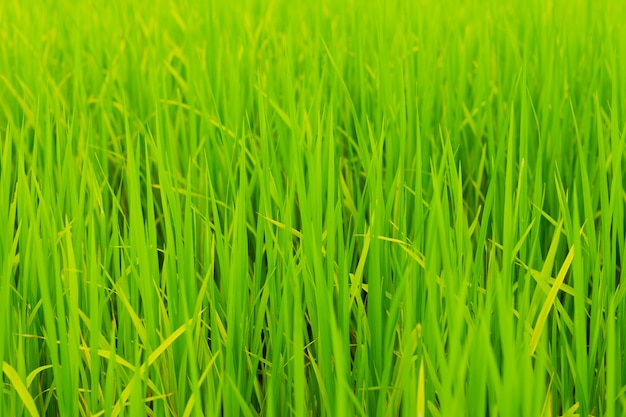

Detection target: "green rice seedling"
[0, 0, 625, 415]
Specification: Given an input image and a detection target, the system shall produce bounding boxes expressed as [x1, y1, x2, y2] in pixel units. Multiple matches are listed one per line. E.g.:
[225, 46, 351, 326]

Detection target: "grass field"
[1, 0, 625, 415]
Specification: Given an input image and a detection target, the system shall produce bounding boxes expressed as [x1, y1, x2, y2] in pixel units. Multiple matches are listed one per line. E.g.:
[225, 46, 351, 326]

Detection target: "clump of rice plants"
[1, 0, 625, 415]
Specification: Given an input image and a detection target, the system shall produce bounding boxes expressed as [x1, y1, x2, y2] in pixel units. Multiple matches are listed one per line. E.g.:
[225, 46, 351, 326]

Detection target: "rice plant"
[0, 0, 625, 415]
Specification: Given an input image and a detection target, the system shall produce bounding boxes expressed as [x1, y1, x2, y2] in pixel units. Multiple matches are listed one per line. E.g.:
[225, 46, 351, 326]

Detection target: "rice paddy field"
[1, 0, 626, 415]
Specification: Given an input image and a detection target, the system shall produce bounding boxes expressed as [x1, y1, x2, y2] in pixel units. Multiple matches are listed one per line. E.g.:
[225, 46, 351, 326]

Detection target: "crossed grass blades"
[1, 0, 626, 416]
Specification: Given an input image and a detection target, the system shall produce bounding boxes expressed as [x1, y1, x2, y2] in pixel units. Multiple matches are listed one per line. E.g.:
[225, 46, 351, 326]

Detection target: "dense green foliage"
[1, 0, 625, 415]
